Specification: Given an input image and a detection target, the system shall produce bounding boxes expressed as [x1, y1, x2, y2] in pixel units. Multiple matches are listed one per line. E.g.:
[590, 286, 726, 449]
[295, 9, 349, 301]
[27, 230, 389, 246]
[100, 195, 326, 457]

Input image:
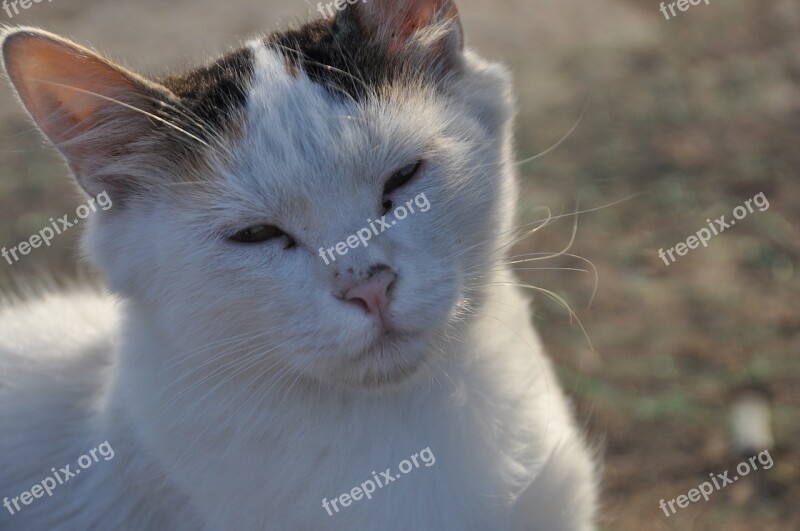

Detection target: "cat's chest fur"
[0, 285, 594, 530]
[107, 284, 570, 529]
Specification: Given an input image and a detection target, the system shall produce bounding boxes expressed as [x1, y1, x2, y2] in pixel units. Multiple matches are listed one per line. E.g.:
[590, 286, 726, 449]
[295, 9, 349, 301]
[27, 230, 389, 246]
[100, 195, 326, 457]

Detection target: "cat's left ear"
[1, 27, 179, 198]
[347, 0, 464, 59]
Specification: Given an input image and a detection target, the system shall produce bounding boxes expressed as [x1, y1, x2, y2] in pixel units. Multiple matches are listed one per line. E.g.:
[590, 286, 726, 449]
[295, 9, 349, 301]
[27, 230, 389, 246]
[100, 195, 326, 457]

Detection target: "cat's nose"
[342, 265, 397, 315]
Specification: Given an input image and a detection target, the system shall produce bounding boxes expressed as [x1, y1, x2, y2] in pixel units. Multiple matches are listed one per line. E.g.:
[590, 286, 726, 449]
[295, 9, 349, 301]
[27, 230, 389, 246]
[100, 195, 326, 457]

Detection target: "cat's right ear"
[345, 0, 464, 64]
[1, 27, 178, 197]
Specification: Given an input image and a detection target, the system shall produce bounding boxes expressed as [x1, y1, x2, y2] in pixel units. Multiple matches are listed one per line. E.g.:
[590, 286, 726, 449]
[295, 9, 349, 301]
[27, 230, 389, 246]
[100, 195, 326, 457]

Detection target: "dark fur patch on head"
[159, 46, 255, 136]
[266, 16, 401, 101]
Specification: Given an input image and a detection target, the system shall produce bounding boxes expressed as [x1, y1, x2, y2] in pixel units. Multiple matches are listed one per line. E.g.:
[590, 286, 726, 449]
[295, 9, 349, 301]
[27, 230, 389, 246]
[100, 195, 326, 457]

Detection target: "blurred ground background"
[0, 0, 798, 529]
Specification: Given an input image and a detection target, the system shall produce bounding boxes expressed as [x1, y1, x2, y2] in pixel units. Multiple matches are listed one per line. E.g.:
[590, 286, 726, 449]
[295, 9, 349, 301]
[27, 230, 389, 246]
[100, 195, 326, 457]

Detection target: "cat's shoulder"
[0, 287, 119, 369]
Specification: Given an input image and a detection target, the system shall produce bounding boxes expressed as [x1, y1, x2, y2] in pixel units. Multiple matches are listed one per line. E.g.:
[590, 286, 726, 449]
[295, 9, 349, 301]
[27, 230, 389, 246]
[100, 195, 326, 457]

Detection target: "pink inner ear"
[383, 0, 463, 53]
[3, 30, 168, 183]
[4, 32, 144, 144]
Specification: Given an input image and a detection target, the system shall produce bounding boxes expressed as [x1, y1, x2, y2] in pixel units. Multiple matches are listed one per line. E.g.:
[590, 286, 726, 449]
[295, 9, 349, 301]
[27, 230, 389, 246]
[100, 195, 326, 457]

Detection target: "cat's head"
[2, 0, 516, 390]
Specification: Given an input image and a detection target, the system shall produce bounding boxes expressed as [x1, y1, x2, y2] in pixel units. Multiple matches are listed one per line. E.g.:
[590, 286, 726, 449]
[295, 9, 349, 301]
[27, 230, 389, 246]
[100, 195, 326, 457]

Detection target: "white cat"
[0, 0, 598, 529]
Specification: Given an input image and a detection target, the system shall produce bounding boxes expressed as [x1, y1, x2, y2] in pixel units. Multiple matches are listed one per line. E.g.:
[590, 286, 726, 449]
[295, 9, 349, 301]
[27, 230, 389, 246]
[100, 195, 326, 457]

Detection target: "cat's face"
[2, 0, 516, 390]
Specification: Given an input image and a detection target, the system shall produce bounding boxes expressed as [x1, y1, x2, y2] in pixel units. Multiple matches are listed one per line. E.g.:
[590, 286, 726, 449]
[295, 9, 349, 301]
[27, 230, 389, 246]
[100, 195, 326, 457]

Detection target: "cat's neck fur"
[96, 273, 583, 530]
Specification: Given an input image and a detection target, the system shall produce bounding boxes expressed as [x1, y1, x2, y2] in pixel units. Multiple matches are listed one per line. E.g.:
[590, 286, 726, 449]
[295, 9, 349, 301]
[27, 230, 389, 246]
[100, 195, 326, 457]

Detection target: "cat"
[0, 0, 598, 529]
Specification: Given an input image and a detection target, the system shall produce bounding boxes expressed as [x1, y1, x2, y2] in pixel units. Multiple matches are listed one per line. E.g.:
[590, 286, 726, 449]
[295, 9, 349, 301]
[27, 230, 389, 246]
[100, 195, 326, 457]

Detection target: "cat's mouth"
[338, 329, 430, 389]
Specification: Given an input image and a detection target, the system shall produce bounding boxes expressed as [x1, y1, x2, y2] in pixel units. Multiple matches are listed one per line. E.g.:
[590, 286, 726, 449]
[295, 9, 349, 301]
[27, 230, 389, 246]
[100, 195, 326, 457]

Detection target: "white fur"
[0, 34, 597, 531]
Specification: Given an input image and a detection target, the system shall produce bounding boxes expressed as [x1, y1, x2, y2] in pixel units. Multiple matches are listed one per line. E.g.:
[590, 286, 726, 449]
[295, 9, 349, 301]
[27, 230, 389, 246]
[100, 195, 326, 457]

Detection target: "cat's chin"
[324, 330, 433, 391]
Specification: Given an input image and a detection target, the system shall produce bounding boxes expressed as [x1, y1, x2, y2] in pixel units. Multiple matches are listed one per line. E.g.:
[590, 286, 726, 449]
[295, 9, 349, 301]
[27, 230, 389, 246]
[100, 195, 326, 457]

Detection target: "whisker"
[30, 79, 210, 147]
[469, 95, 591, 173]
[507, 267, 589, 273]
[480, 281, 594, 352]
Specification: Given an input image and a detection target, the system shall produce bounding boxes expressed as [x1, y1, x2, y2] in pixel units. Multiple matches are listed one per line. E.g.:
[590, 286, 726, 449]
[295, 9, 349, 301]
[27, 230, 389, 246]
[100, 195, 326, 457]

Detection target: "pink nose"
[343, 268, 397, 315]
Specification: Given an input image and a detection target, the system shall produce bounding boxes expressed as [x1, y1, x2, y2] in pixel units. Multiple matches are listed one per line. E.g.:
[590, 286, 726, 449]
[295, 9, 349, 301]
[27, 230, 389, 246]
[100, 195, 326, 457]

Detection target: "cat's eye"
[382, 160, 423, 213]
[229, 225, 296, 248]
